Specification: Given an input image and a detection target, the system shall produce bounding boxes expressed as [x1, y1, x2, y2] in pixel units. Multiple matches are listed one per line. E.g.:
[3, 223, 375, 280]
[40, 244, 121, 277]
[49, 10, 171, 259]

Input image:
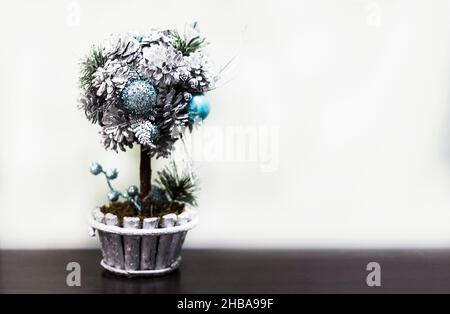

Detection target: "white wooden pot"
[88, 208, 198, 277]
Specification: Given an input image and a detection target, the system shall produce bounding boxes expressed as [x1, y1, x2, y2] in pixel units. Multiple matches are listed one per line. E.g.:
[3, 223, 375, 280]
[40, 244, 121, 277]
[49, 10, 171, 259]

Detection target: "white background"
[1, 0, 450, 249]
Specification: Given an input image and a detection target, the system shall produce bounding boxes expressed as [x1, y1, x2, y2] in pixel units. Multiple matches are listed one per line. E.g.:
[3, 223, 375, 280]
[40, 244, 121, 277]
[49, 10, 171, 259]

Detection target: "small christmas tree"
[79, 23, 215, 219]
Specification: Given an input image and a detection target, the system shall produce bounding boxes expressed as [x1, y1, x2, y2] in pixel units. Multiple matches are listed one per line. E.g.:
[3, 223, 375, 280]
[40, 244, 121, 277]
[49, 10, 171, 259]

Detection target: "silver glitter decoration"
[130, 118, 159, 147]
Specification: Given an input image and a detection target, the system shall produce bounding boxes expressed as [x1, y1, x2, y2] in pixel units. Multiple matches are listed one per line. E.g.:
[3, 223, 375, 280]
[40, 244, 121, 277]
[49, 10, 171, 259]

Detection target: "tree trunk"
[140, 146, 151, 201]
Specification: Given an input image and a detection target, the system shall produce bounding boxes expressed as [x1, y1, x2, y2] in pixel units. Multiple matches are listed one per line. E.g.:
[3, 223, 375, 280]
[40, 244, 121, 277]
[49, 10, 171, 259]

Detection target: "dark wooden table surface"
[1, 249, 450, 293]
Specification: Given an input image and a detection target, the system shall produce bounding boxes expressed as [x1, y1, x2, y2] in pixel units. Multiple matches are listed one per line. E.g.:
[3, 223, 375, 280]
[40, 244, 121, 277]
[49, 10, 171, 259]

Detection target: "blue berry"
[107, 190, 120, 202]
[106, 168, 118, 180]
[127, 185, 139, 197]
[89, 162, 102, 175]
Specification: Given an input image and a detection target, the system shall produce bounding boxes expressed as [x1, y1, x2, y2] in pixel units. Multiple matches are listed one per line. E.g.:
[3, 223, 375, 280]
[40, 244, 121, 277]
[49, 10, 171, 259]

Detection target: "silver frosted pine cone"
[139, 44, 185, 87]
[79, 92, 104, 124]
[150, 88, 189, 157]
[92, 59, 135, 103]
[140, 29, 176, 47]
[101, 107, 134, 152]
[104, 34, 142, 64]
[184, 51, 215, 92]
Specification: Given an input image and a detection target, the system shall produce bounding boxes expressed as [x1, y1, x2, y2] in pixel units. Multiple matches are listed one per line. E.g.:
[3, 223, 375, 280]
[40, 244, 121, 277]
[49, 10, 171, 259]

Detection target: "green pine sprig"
[155, 161, 199, 206]
[174, 23, 206, 56]
[81, 46, 106, 90]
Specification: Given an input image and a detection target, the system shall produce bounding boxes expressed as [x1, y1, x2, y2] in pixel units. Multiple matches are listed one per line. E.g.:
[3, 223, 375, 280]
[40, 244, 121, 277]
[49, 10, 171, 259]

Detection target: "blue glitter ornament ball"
[121, 80, 157, 116]
[188, 93, 211, 122]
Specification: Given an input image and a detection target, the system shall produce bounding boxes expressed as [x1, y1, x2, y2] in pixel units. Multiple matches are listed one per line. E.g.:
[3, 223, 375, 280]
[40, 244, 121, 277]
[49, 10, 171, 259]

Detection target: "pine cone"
[92, 59, 135, 102]
[78, 89, 104, 124]
[101, 107, 134, 152]
[139, 44, 185, 87]
[140, 29, 176, 47]
[150, 88, 189, 157]
[184, 52, 215, 92]
[104, 34, 142, 64]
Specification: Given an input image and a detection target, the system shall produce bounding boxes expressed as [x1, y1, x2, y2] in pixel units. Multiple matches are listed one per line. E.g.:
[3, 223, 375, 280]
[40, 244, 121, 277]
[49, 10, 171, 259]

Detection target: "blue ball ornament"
[127, 185, 139, 197]
[151, 185, 168, 203]
[105, 168, 118, 180]
[107, 190, 120, 202]
[188, 93, 211, 122]
[122, 80, 157, 116]
[89, 162, 102, 175]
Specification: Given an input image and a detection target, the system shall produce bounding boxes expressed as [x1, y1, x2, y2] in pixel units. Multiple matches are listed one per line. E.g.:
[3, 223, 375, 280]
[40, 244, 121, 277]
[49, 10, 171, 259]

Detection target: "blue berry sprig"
[89, 162, 142, 213]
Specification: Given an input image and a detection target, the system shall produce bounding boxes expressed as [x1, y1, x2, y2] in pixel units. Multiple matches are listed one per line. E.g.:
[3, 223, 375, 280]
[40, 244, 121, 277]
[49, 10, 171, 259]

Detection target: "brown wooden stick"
[140, 146, 151, 214]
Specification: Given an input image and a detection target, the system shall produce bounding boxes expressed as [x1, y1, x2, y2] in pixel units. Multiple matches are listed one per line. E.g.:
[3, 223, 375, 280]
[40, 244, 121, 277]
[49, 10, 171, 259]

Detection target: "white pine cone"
[139, 44, 185, 87]
[184, 52, 215, 91]
[79, 91, 103, 124]
[104, 34, 142, 64]
[101, 107, 134, 152]
[92, 60, 134, 102]
[148, 88, 189, 157]
[140, 29, 176, 46]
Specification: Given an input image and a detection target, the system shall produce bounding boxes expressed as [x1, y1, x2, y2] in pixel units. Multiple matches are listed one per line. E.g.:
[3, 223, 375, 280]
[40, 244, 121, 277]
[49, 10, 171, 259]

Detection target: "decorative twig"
[89, 162, 142, 213]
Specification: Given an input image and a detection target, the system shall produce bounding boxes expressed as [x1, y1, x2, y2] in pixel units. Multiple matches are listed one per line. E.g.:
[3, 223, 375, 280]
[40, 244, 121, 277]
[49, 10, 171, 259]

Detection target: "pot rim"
[88, 210, 198, 236]
[100, 257, 181, 277]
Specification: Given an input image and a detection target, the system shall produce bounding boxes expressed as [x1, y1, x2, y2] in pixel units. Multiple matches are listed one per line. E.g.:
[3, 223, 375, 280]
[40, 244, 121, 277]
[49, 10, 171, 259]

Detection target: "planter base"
[100, 257, 182, 277]
[90, 208, 198, 277]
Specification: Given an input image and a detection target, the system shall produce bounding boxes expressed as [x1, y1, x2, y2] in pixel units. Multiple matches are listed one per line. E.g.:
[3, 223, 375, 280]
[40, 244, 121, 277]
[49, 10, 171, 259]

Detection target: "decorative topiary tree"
[79, 23, 215, 220]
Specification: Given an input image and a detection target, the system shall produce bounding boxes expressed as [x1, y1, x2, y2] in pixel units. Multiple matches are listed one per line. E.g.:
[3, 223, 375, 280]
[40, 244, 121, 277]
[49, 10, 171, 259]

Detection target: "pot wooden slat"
[105, 213, 125, 269]
[172, 210, 196, 260]
[168, 211, 190, 264]
[175, 232, 187, 262]
[140, 217, 159, 270]
[93, 209, 110, 264]
[155, 214, 177, 269]
[123, 217, 141, 271]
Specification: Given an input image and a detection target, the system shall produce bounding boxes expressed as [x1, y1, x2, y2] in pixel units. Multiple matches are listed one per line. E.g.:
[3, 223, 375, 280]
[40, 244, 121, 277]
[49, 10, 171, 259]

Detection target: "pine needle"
[81, 46, 106, 89]
[155, 161, 199, 206]
[174, 31, 206, 56]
